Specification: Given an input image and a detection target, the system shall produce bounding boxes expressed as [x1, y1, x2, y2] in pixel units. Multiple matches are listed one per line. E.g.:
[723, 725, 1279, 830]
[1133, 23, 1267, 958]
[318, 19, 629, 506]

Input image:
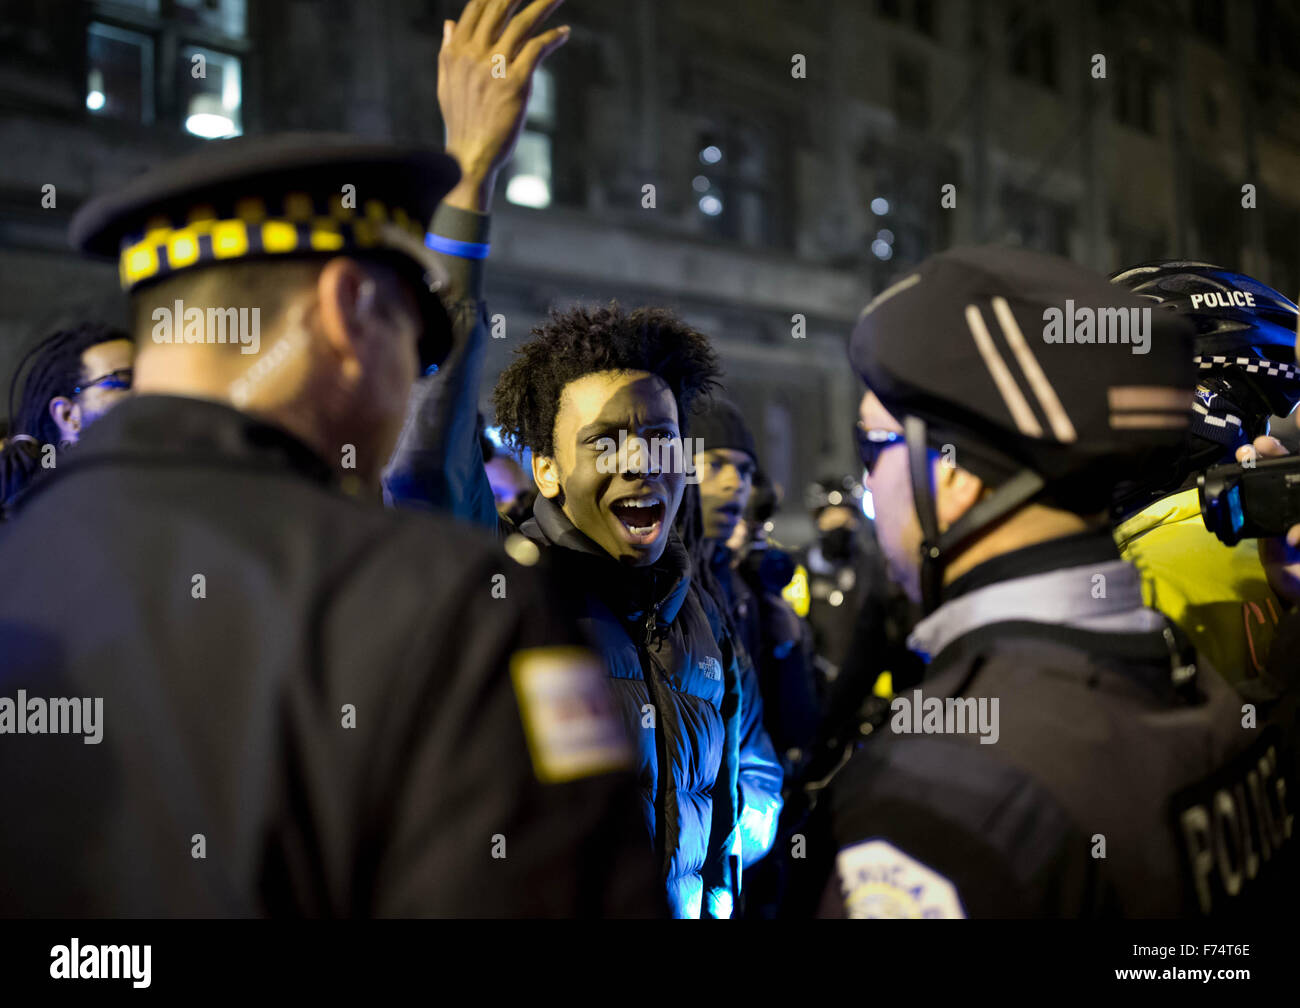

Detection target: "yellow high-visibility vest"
[1114, 488, 1283, 698]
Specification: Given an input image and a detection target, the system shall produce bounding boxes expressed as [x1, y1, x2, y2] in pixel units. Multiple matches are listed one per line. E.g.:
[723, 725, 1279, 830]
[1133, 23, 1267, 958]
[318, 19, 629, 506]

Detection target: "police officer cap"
[849, 245, 1197, 512]
[69, 133, 461, 371]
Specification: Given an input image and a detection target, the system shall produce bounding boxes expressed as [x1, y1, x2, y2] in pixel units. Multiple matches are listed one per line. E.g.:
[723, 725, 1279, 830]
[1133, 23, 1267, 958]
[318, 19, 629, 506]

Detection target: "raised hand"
[439, 0, 570, 213]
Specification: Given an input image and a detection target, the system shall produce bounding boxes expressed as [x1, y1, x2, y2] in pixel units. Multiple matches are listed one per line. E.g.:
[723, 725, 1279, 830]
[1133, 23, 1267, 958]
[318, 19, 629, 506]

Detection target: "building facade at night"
[3, 0, 1300, 535]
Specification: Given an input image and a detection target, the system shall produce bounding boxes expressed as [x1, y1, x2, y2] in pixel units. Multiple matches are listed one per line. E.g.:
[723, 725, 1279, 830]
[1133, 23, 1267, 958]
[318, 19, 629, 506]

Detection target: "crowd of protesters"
[0, 0, 1295, 918]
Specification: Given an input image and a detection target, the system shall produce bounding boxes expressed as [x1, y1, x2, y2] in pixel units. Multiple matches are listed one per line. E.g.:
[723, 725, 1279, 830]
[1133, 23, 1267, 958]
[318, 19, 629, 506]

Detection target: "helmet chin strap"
[904, 415, 1046, 615]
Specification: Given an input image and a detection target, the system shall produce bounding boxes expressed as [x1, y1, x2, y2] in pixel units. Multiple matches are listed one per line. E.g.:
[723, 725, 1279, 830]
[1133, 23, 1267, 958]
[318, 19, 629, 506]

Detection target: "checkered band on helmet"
[1111, 260, 1300, 419]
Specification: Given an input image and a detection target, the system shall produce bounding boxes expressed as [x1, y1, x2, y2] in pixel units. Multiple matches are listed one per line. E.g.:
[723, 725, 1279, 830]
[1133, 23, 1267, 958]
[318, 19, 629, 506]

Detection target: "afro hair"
[492, 302, 721, 458]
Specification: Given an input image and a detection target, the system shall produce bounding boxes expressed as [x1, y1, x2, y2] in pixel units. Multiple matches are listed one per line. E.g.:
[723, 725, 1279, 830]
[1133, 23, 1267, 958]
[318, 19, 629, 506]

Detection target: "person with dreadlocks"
[1, 322, 133, 516]
[0, 435, 41, 521]
[380, 0, 782, 918]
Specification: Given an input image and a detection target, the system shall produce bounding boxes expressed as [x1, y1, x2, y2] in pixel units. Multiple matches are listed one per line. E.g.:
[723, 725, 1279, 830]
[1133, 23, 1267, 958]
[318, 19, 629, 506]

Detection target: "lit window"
[526, 65, 555, 130]
[504, 67, 555, 209]
[505, 132, 552, 208]
[86, 22, 155, 123]
[694, 123, 782, 245]
[180, 46, 242, 139]
[86, 2, 246, 136]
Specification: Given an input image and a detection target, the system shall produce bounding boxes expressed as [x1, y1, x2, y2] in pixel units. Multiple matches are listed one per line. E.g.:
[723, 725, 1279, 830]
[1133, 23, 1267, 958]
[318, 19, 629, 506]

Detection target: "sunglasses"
[74, 367, 133, 395]
[855, 423, 904, 475]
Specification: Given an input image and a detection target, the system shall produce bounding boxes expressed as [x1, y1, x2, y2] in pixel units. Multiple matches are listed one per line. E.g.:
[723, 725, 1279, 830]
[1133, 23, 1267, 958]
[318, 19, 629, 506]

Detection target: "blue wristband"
[425, 232, 490, 260]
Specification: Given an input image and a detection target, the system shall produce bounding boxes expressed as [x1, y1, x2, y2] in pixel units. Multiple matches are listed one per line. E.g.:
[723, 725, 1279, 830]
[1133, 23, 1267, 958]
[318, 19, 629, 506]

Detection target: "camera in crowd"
[1199, 453, 1300, 546]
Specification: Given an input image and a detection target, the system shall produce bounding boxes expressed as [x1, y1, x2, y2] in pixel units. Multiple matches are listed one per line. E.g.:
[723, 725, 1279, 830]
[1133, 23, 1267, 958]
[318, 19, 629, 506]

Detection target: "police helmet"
[850, 246, 1196, 612]
[1110, 261, 1300, 455]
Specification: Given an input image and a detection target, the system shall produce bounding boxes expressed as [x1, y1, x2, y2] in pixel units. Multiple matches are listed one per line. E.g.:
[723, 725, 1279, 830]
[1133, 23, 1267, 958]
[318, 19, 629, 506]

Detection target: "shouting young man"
[491, 307, 782, 917]
[383, 0, 782, 917]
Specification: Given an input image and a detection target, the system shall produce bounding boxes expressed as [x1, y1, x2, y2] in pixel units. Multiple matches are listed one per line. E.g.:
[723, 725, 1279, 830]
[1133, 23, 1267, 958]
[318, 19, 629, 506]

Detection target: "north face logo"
[698, 657, 723, 681]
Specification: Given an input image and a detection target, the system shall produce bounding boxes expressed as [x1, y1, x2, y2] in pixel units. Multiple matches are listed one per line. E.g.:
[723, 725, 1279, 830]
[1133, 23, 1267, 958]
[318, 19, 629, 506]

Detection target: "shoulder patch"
[835, 839, 966, 919]
[510, 646, 632, 784]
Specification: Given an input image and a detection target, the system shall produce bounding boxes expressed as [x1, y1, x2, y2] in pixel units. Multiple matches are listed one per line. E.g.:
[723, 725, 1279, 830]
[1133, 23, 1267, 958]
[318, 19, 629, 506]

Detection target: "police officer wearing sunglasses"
[823, 246, 1296, 918]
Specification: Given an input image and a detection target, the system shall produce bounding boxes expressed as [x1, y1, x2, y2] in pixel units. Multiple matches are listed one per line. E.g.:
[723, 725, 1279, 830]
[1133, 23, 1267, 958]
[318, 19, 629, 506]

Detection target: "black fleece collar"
[525, 493, 694, 624]
[25, 394, 336, 495]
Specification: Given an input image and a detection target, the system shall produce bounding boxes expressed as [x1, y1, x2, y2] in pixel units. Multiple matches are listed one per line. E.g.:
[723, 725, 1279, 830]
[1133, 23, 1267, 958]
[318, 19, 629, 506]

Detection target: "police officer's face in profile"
[535, 370, 685, 566]
[313, 258, 421, 485]
[859, 390, 984, 604]
[859, 391, 917, 597]
[695, 448, 755, 542]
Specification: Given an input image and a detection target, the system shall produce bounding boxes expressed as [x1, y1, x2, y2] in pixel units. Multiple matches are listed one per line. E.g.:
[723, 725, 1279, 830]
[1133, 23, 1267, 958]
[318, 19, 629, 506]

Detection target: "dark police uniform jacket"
[824, 532, 1296, 918]
[0, 395, 657, 917]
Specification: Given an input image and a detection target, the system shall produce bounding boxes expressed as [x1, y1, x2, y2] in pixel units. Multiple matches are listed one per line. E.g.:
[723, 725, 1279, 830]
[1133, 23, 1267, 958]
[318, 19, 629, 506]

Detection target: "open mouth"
[610, 494, 667, 545]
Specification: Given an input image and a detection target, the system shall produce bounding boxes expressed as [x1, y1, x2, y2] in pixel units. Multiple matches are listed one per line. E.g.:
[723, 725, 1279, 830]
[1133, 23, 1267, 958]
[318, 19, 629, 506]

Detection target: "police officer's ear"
[315, 256, 384, 385]
[934, 461, 986, 533]
[48, 396, 81, 442]
[533, 452, 561, 499]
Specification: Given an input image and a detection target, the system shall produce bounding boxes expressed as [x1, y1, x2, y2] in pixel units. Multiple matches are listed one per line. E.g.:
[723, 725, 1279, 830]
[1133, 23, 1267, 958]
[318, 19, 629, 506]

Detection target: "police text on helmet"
[1189, 290, 1257, 311]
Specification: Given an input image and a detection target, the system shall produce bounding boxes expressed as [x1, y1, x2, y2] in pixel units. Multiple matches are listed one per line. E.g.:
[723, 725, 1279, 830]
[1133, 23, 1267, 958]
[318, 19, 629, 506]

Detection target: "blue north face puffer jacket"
[521, 495, 783, 918]
[374, 248, 780, 914]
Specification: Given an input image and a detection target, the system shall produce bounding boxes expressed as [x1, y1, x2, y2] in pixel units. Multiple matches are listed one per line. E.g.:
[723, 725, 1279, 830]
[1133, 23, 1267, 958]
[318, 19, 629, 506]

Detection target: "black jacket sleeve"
[368, 547, 662, 917]
[825, 736, 1112, 918]
[382, 204, 499, 531]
